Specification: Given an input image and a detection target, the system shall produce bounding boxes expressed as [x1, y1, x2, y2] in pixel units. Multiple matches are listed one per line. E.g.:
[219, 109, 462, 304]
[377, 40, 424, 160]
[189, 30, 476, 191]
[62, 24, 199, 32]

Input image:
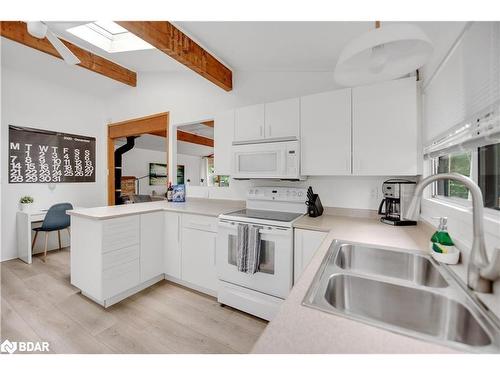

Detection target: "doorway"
[107, 112, 169, 205]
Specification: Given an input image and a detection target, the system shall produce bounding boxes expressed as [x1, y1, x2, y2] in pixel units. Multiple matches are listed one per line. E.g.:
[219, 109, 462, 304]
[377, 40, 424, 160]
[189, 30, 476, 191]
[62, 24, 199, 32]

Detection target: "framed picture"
[177, 165, 185, 185]
[172, 184, 186, 202]
[149, 163, 167, 186]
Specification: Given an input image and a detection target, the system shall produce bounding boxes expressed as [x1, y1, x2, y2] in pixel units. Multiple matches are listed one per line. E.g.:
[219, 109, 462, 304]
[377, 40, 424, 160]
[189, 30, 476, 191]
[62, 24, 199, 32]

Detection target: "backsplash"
[200, 175, 417, 211]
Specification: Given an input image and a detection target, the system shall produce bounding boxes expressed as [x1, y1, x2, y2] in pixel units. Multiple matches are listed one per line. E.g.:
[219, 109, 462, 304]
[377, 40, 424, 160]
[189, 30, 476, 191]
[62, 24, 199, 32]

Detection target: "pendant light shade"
[334, 23, 433, 87]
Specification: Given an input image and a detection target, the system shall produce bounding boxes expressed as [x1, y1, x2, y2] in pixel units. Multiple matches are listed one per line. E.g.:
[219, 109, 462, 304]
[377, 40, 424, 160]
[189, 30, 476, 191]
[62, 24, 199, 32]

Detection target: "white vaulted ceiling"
[1, 21, 467, 93]
[176, 21, 467, 77]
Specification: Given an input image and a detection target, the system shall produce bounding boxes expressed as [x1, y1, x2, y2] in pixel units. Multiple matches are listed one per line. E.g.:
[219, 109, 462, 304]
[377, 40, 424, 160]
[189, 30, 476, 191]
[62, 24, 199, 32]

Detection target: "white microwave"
[231, 140, 302, 180]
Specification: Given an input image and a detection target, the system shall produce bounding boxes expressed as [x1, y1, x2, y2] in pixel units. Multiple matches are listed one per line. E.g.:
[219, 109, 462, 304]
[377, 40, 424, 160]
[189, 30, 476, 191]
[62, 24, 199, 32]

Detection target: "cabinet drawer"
[102, 215, 140, 252]
[102, 244, 140, 270]
[182, 214, 218, 233]
[102, 259, 140, 298]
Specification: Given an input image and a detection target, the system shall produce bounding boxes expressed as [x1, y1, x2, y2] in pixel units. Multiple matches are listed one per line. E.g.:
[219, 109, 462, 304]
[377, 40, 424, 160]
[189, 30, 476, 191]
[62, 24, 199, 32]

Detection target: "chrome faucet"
[406, 172, 500, 293]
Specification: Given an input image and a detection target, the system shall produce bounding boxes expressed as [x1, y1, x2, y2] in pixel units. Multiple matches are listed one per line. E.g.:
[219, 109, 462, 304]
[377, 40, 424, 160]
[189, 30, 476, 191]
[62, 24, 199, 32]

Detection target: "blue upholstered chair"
[32, 203, 73, 262]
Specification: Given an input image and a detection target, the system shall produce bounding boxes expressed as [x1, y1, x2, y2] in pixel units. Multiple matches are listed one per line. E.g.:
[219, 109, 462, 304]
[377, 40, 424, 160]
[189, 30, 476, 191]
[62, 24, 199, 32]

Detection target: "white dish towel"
[236, 223, 248, 272]
[236, 223, 261, 274]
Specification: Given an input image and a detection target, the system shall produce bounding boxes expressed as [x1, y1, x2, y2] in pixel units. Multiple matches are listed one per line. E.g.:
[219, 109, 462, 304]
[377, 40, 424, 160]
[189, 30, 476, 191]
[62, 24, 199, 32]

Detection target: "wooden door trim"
[107, 112, 169, 205]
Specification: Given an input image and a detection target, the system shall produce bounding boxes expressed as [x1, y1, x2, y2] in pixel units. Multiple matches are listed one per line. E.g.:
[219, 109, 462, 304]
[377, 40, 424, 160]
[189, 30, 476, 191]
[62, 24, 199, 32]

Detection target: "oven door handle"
[218, 221, 239, 230]
[218, 221, 290, 236]
[259, 228, 290, 236]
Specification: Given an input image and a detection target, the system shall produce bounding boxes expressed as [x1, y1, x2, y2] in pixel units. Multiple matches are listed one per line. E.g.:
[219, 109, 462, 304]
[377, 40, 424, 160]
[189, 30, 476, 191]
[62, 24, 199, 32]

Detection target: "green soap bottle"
[431, 217, 454, 254]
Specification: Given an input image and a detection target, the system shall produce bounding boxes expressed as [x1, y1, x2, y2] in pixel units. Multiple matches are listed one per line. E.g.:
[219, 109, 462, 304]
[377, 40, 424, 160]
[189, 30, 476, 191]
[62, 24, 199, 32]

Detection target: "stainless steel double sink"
[303, 241, 500, 352]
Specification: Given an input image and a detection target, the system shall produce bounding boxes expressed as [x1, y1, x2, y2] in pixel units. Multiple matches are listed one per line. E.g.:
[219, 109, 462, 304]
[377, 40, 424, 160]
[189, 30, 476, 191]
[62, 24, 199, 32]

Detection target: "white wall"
[420, 22, 500, 260]
[120, 147, 202, 195]
[121, 147, 167, 196]
[1, 67, 108, 261]
[105, 70, 394, 209]
[177, 153, 202, 187]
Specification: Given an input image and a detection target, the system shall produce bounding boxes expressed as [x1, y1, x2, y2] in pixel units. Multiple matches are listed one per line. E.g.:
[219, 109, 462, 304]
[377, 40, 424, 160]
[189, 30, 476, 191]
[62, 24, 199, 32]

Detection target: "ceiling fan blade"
[45, 30, 81, 65]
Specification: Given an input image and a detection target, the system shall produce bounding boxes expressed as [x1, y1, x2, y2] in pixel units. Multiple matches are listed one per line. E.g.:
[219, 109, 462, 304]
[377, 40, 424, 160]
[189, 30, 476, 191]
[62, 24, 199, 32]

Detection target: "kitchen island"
[68, 198, 244, 307]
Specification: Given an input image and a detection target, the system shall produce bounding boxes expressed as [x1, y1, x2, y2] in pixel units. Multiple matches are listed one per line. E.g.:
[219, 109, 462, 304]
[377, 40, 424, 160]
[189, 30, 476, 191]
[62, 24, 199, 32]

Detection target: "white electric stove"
[217, 187, 307, 321]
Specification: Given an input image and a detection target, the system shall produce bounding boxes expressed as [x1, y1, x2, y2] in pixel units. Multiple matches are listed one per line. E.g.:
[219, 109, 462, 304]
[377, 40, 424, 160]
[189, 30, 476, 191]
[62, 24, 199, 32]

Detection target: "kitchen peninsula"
[68, 198, 244, 307]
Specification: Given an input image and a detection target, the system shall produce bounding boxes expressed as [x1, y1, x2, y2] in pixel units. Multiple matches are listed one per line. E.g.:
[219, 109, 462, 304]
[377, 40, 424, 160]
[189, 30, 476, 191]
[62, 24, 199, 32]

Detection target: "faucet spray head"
[405, 195, 421, 221]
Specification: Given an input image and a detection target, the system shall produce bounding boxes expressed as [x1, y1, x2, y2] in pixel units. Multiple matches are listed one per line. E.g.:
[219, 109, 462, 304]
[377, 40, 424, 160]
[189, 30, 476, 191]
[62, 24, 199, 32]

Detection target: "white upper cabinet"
[234, 103, 265, 142]
[352, 77, 419, 176]
[300, 89, 352, 175]
[233, 99, 300, 143]
[214, 110, 234, 176]
[264, 97, 300, 139]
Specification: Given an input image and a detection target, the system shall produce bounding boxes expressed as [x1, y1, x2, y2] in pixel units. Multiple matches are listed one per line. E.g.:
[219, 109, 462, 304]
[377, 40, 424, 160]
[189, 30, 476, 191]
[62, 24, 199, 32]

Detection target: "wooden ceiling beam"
[149, 129, 213, 147]
[177, 130, 214, 147]
[201, 120, 214, 128]
[116, 21, 232, 91]
[1, 21, 137, 87]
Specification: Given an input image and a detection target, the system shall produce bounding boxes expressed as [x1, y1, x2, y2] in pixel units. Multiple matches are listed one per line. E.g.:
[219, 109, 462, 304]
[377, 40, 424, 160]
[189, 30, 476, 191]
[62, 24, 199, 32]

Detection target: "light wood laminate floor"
[0, 248, 267, 353]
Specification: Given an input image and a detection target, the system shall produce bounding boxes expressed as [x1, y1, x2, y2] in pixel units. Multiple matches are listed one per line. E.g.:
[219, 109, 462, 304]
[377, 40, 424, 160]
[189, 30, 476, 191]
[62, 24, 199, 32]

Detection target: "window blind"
[424, 101, 500, 159]
[423, 22, 500, 157]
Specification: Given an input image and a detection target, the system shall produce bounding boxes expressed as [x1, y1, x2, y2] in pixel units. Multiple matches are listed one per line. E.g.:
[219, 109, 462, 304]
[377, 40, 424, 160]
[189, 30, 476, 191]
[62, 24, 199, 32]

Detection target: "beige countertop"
[68, 198, 245, 220]
[252, 214, 460, 354]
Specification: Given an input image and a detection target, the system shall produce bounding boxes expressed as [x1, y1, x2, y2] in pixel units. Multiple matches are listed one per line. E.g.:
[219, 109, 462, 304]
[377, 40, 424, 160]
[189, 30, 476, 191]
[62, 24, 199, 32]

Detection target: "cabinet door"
[264, 97, 300, 139]
[164, 211, 181, 279]
[294, 229, 328, 283]
[181, 227, 218, 292]
[300, 89, 352, 175]
[352, 77, 418, 175]
[234, 104, 265, 142]
[140, 212, 164, 282]
[214, 110, 234, 175]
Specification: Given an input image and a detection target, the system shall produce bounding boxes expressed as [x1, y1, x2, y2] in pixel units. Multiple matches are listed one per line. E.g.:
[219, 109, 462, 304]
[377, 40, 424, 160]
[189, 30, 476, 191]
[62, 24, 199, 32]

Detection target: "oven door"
[216, 220, 293, 298]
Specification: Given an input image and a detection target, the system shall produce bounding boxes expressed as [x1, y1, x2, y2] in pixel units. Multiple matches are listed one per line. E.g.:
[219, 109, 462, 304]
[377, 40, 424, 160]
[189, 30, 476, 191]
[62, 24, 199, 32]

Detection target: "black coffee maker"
[378, 179, 417, 226]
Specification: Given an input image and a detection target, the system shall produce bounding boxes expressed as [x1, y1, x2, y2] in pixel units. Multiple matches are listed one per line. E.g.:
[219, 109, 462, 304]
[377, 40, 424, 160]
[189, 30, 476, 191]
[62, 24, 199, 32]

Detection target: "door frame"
[107, 112, 169, 205]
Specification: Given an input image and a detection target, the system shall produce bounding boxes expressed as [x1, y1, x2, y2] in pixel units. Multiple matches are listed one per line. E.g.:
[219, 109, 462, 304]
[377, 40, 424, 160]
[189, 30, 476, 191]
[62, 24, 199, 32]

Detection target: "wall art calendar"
[9, 125, 96, 183]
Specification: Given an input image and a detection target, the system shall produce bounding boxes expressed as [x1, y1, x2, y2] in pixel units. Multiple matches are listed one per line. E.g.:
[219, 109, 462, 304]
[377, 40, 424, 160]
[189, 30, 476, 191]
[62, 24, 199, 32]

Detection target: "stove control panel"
[247, 187, 307, 202]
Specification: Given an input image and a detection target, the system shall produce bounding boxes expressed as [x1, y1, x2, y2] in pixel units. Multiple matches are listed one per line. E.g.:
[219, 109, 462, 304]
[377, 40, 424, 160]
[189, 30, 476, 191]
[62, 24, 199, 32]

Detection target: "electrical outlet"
[370, 187, 379, 199]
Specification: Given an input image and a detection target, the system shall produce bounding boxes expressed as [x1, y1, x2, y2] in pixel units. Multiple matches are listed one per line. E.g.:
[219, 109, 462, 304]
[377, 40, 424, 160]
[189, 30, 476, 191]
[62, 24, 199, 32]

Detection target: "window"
[478, 143, 500, 210]
[205, 157, 230, 187]
[433, 142, 500, 211]
[436, 152, 472, 199]
[67, 22, 155, 53]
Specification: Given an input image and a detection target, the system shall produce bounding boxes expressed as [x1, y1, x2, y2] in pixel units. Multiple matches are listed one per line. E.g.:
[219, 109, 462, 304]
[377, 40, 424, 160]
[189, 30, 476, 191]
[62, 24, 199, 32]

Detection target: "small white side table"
[16, 210, 47, 264]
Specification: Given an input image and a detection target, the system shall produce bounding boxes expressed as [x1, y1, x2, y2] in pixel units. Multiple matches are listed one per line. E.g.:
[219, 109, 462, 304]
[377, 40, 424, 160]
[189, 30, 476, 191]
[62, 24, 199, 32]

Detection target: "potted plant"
[19, 196, 34, 212]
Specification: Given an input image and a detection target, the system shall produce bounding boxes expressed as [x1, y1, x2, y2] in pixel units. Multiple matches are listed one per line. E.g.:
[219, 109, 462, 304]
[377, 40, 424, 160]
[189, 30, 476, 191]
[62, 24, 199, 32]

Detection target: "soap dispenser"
[430, 217, 460, 264]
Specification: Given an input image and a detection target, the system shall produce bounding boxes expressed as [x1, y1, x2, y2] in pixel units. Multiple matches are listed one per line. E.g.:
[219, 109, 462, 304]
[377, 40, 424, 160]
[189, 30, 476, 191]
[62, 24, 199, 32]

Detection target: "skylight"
[67, 21, 155, 53]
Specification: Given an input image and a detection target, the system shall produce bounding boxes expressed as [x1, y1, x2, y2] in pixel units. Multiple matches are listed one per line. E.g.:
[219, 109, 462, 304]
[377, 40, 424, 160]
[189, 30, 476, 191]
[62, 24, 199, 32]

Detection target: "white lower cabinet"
[71, 211, 221, 307]
[164, 211, 181, 279]
[140, 212, 164, 282]
[181, 221, 218, 294]
[294, 229, 328, 283]
[71, 213, 163, 308]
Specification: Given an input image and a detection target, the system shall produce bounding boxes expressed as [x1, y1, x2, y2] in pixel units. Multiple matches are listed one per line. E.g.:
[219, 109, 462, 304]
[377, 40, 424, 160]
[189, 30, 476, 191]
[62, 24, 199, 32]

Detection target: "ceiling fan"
[26, 21, 81, 65]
